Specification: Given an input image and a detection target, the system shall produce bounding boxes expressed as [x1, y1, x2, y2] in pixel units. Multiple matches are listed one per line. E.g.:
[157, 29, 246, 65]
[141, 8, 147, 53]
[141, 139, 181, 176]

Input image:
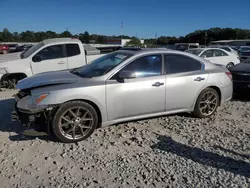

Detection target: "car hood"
[0, 52, 22, 63]
[229, 63, 250, 72]
[16, 70, 79, 90]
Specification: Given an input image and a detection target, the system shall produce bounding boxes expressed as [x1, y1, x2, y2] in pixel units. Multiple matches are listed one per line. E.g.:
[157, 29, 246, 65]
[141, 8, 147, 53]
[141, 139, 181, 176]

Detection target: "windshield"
[185, 49, 203, 56]
[243, 58, 250, 63]
[240, 47, 250, 52]
[20, 42, 44, 59]
[70, 51, 132, 78]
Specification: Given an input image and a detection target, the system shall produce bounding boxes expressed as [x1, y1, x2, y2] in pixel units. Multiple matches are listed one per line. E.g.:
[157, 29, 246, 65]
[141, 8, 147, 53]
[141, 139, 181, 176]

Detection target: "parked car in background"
[0, 38, 106, 88]
[17, 44, 33, 52]
[12, 48, 233, 143]
[229, 57, 250, 94]
[185, 48, 240, 69]
[238, 46, 250, 61]
[7, 44, 19, 53]
[0, 44, 9, 54]
[175, 43, 200, 51]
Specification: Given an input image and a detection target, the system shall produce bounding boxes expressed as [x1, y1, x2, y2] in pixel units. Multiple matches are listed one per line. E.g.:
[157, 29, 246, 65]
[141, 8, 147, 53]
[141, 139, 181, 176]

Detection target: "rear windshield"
[220, 47, 230, 52]
[241, 47, 250, 52]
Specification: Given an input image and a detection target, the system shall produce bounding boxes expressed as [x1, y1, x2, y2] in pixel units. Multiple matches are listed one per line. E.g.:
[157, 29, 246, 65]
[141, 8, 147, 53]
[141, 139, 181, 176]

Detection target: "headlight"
[0, 68, 7, 74]
[34, 93, 50, 104]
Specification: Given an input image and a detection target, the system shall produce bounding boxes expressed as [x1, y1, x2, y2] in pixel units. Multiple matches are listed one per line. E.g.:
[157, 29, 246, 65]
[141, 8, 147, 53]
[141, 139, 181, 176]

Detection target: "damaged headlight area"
[12, 90, 59, 135]
[15, 93, 50, 114]
[0, 67, 8, 74]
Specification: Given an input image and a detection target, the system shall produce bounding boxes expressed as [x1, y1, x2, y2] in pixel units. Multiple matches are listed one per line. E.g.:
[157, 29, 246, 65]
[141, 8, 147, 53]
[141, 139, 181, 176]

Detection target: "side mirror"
[32, 55, 43, 62]
[201, 55, 207, 58]
[119, 70, 136, 79]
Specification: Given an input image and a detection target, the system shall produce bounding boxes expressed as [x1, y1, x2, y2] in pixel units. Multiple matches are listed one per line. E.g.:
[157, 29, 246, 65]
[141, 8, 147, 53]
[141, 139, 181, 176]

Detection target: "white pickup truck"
[0, 38, 108, 88]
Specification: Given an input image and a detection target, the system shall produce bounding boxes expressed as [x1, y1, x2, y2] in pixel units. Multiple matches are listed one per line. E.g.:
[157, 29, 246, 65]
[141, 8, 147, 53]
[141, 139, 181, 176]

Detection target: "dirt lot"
[0, 89, 250, 188]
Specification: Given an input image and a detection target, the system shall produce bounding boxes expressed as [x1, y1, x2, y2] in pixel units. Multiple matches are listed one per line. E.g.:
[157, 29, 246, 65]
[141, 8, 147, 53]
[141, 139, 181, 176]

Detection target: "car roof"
[42, 38, 81, 45]
[186, 48, 205, 51]
[118, 47, 208, 60]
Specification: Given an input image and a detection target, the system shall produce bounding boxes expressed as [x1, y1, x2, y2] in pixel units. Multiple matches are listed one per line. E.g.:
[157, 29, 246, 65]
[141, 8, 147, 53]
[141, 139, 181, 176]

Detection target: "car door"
[65, 43, 83, 69]
[31, 44, 68, 75]
[164, 53, 208, 111]
[106, 54, 166, 121]
[200, 49, 215, 63]
[213, 49, 230, 66]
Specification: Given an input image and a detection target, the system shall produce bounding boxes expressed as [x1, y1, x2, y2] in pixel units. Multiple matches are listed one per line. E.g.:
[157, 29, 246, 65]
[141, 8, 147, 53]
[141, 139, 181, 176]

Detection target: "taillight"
[226, 71, 232, 80]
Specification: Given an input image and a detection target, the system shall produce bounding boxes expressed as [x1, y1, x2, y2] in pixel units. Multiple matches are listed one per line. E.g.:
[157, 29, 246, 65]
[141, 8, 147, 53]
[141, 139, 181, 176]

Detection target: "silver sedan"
[13, 48, 233, 143]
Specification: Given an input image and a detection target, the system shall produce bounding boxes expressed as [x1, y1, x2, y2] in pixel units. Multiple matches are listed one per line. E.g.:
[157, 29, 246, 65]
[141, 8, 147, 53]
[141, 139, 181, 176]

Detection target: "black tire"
[193, 88, 219, 118]
[52, 101, 98, 143]
[226, 62, 234, 69]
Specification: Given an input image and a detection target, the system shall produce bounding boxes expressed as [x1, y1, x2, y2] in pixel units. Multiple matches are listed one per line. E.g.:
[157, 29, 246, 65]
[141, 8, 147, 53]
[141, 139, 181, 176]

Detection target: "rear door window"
[214, 49, 228, 57]
[200, 50, 213, 58]
[165, 54, 202, 74]
[66, 44, 81, 57]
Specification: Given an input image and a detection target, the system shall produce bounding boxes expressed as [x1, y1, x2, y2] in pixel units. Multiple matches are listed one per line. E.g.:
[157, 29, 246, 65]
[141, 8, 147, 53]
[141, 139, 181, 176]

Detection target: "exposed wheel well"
[1, 73, 27, 83]
[1, 73, 27, 88]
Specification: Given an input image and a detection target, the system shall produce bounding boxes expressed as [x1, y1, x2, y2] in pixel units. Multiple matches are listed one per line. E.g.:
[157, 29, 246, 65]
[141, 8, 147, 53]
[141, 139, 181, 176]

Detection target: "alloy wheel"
[199, 91, 218, 116]
[58, 107, 94, 140]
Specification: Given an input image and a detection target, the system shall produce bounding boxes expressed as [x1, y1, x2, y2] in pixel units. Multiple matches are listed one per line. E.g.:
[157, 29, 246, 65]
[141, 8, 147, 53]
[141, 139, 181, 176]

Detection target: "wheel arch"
[207, 86, 222, 105]
[59, 99, 103, 128]
[1, 72, 27, 82]
[194, 85, 222, 107]
[1, 72, 28, 88]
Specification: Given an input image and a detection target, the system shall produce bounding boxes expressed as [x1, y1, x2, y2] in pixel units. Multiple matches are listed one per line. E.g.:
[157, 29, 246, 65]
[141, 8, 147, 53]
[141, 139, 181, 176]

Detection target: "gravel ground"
[0, 90, 250, 188]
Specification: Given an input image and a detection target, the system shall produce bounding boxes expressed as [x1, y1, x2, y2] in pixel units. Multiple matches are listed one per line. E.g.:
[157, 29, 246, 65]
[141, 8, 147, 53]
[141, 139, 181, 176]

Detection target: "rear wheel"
[226, 62, 234, 69]
[193, 88, 219, 118]
[52, 101, 98, 143]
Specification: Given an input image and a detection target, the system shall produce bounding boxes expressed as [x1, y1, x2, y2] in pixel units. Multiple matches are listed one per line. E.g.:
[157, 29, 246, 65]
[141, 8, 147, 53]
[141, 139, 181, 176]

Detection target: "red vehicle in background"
[0, 45, 9, 54]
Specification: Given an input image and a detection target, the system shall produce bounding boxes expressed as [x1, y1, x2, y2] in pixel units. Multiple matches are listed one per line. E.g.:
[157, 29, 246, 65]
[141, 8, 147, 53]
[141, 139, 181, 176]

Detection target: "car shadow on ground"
[213, 145, 250, 159]
[151, 135, 250, 179]
[0, 98, 55, 142]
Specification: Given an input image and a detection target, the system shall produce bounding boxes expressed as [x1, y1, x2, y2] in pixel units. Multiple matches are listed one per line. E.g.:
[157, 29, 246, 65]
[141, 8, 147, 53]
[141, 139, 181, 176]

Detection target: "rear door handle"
[57, 62, 65, 65]
[194, 77, 205, 81]
[152, 82, 164, 87]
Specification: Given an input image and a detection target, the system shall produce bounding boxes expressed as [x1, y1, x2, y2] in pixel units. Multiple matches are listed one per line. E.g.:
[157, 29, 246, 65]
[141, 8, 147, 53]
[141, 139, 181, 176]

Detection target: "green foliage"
[79, 31, 90, 43]
[125, 37, 144, 47]
[0, 27, 249, 45]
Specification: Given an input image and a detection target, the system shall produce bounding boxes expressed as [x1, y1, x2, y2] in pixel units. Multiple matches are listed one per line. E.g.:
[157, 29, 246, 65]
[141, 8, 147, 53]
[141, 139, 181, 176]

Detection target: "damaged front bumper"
[11, 93, 48, 121]
[11, 91, 57, 134]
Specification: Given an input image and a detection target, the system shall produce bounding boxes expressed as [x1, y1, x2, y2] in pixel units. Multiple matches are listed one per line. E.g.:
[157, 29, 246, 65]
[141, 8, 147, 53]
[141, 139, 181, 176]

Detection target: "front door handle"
[194, 77, 205, 82]
[152, 82, 164, 87]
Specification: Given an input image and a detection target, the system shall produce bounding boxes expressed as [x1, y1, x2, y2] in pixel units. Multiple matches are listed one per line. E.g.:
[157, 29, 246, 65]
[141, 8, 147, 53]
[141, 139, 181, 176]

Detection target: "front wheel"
[193, 88, 219, 118]
[52, 101, 98, 143]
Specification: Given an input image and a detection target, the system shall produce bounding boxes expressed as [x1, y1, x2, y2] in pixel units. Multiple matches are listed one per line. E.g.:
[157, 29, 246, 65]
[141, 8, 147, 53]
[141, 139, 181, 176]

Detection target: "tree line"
[0, 27, 250, 45]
